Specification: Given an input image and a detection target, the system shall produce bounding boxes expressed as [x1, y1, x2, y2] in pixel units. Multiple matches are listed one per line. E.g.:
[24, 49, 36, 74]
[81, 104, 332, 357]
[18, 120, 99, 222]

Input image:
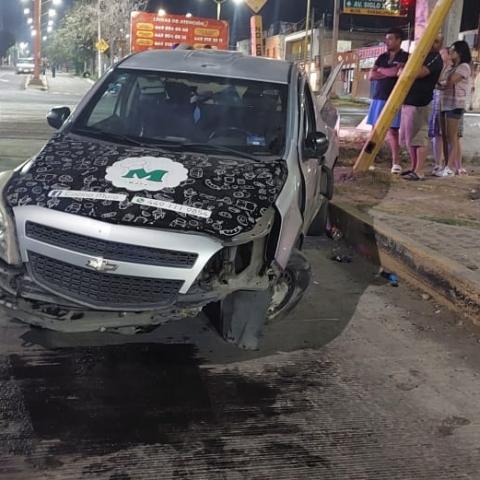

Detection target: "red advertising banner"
[130, 12, 229, 52]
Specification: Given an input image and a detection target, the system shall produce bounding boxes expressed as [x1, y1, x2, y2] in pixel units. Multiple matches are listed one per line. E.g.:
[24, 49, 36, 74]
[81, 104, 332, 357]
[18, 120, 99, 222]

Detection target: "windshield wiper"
[181, 143, 261, 162]
[71, 128, 169, 149]
[70, 129, 261, 161]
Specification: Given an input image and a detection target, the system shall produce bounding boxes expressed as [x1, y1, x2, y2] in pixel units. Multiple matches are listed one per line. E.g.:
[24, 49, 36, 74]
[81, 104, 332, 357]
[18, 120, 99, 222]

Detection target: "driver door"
[298, 79, 322, 229]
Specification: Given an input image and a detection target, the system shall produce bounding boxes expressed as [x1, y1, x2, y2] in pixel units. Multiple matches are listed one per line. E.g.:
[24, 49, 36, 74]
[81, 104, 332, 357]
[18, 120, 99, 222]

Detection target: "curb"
[330, 201, 480, 323]
[24, 74, 48, 91]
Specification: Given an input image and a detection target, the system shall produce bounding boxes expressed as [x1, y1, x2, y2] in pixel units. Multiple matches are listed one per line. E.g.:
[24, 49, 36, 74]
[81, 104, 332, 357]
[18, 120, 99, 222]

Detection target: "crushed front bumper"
[0, 259, 222, 332]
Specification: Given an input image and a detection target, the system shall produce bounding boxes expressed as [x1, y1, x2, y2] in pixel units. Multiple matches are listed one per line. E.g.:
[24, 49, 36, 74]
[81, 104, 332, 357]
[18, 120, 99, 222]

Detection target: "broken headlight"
[0, 172, 21, 265]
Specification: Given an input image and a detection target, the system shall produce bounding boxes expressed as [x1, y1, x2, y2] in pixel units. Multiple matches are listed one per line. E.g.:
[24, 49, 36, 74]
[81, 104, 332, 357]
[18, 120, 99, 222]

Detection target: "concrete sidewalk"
[44, 72, 94, 96]
[332, 165, 480, 323]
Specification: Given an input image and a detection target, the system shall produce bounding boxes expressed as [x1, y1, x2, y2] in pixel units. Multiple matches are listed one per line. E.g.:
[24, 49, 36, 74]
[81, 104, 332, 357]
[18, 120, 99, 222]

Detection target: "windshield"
[72, 69, 288, 157]
[18, 58, 34, 64]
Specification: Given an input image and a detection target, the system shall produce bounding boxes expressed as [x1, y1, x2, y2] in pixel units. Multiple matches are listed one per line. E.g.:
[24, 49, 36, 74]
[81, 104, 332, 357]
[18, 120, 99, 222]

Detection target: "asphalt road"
[0, 67, 90, 170]
[1, 69, 480, 479]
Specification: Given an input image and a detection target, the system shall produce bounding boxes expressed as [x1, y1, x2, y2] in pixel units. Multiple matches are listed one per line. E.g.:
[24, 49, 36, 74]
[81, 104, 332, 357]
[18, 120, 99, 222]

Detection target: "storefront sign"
[343, 1, 404, 17]
[130, 12, 229, 52]
[250, 15, 264, 57]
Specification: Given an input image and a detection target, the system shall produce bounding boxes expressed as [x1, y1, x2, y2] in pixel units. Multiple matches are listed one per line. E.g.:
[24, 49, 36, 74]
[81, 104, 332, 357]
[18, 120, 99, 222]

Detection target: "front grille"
[28, 251, 183, 309]
[25, 222, 198, 269]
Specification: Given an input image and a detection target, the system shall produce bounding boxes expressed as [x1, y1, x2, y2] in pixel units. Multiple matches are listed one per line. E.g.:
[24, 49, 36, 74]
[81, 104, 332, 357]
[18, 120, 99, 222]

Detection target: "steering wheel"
[208, 127, 251, 142]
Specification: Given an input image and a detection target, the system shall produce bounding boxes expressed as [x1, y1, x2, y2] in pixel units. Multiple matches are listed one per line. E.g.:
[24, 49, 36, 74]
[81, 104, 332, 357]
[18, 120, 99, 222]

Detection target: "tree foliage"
[45, 0, 147, 72]
[0, 30, 15, 58]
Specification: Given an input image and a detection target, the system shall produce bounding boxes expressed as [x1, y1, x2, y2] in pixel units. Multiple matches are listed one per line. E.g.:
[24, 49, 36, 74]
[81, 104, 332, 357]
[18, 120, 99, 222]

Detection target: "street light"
[210, 0, 243, 21]
[186, 12, 193, 18]
[47, 26, 53, 33]
[48, 8, 56, 17]
[23, 8, 31, 15]
[158, 8, 167, 16]
[27, 17, 33, 24]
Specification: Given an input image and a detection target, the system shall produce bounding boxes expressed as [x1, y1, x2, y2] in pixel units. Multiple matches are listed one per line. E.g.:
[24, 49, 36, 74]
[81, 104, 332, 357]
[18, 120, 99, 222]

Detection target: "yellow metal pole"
[353, 0, 456, 173]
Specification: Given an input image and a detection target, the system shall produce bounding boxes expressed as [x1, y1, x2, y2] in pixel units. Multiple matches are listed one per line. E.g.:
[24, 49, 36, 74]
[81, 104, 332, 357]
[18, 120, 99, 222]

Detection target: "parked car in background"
[0, 49, 339, 349]
[15, 58, 35, 74]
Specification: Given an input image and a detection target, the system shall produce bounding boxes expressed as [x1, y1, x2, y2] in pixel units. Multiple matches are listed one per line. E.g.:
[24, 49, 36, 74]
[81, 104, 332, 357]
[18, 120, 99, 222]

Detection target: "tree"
[44, 0, 97, 73]
[0, 30, 15, 58]
[45, 0, 147, 74]
[99, 0, 148, 63]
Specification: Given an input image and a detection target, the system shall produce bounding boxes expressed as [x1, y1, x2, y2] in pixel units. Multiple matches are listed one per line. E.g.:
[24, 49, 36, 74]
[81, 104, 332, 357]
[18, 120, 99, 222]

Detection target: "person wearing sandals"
[428, 46, 450, 175]
[399, 35, 444, 181]
[437, 41, 472, 177]
[367, 28, 409, 175]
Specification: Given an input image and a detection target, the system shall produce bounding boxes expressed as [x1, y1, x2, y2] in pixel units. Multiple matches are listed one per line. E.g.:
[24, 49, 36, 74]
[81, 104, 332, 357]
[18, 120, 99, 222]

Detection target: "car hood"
[5, 134, 288, 240]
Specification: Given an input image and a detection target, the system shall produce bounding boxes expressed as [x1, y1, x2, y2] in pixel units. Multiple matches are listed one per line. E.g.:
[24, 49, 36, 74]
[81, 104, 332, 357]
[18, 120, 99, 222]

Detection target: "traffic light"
[400, 0, 414, 15]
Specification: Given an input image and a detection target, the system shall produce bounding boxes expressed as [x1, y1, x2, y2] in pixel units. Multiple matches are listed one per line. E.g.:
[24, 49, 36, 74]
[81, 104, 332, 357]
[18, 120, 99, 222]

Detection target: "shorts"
[442, 108, 464, 120]
[367, 99, 401, 129]
[400, 104, 431, 148]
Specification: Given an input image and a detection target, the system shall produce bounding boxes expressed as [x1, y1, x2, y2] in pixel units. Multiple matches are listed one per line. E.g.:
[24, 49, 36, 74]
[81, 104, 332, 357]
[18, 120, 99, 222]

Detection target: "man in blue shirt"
[367, 28, 409, 174]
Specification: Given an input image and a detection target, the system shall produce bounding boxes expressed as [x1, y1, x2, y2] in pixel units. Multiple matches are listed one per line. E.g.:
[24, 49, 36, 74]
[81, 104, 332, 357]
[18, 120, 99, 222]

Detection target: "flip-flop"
[404, 172, 425, 181]
[400, 170, 413, 177]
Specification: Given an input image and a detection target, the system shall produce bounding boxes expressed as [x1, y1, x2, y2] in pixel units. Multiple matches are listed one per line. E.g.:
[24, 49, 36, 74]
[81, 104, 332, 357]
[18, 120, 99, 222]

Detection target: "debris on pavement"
[331, 254, 353, 264]
[327, 225, 344, 241]
[379, 268, 399, 287]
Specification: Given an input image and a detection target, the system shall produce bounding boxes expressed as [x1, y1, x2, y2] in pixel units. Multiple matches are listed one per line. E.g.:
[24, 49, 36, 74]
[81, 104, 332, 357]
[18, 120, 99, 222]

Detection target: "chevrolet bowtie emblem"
[86, 257, 119, 273]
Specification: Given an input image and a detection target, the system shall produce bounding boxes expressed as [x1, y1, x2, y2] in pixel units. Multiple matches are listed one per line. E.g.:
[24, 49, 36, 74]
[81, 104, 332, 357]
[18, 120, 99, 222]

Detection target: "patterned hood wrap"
[5, 134, 288, 239]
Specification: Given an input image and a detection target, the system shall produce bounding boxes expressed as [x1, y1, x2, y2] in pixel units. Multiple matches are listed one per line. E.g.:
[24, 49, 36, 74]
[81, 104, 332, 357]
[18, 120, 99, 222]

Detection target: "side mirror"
[47, 106, 71, 130]
[305, 131, 329, 158]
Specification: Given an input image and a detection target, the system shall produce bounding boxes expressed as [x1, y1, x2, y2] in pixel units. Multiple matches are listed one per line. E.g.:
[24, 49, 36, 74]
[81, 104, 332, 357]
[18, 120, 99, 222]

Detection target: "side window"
[303, 84, 317, 140]
[87, 75, 129, 127]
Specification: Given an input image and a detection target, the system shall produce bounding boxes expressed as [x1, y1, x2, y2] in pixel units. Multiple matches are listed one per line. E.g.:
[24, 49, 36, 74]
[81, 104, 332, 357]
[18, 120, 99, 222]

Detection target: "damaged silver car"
[0, 49, 339, 349]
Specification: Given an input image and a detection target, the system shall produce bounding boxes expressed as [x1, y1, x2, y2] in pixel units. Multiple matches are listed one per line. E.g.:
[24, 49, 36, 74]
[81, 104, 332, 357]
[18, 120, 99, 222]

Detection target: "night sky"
[1, 0, 479, 45]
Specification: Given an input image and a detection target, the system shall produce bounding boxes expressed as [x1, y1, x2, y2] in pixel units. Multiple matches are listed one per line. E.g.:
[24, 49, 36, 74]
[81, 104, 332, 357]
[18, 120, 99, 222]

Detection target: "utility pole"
[303, 0, 311, 64]
[214, 0, 226, 20]
[97, 0, 103, 78]
[331, 0, 340, 68]
[442, 0, 463, 45]
[32, 0, 42, 83]
[316, 15, 325, 91]
[476, 12, 480, 64]
[309, 7, 315, 66]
